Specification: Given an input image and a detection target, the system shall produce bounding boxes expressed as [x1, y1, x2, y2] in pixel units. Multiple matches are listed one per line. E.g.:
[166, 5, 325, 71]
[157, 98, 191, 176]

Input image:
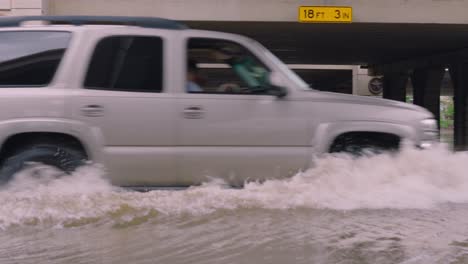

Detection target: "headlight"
[419, 119, 439, 148]
[421, 118, 438, 131]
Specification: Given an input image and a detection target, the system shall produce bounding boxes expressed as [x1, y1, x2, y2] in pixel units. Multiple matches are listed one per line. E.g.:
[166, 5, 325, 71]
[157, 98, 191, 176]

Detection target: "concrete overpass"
[0, 0, 41, 15]
[5, 0, 468, 149]
[40, 0, 468, 24]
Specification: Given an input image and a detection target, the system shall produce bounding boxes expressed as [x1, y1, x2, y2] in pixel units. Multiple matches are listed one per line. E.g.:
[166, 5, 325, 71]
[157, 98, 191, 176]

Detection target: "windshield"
[249, 39, 310, 90]
[0, 31, 71, 86]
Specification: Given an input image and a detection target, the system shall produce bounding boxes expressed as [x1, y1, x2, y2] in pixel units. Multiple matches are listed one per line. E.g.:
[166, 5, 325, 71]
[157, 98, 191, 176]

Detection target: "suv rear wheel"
[0, 144, 87, 184]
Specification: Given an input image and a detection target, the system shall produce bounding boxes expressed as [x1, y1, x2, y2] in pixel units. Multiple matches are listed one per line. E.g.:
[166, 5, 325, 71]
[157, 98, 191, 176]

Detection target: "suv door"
[176, 37, 310, 186]
[71, 35, 176, 187]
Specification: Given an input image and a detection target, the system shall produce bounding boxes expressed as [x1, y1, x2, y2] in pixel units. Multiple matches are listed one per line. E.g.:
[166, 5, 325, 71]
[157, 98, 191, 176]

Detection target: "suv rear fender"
[310, 121, 417, 155]
[0, 118, 104, 163]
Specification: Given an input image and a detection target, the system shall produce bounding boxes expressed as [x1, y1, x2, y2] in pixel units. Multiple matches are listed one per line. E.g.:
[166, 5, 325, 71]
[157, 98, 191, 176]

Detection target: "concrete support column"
[411, 67, 444, 128]
[450, 63, 468, 150]
[382, 72, 408, 102]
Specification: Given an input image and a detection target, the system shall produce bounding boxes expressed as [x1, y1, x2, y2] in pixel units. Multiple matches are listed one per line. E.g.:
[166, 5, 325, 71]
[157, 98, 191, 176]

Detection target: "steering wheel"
[217, 83, 242, 93]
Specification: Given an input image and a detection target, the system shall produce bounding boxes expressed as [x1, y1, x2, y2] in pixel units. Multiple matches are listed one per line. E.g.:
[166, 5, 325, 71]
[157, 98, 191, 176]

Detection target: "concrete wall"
[0, 0, 42, 15]
[44, 0, 468, 24]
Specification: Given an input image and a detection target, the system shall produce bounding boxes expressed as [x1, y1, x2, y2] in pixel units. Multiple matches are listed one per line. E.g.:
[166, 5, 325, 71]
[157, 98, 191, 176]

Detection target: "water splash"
[1, 144, 468, 229]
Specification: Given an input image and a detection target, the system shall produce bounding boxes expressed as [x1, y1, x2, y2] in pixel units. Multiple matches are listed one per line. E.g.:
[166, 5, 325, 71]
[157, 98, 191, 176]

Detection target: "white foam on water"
[1, 144, 468, 228]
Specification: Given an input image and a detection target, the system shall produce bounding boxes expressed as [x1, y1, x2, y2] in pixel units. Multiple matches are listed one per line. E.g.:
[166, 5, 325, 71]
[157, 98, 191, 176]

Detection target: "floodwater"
[2, 145, 468, 264]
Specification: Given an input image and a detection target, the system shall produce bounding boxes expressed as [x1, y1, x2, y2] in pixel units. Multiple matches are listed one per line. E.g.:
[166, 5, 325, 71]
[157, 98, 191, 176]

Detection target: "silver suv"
[0, 16, 437, 187]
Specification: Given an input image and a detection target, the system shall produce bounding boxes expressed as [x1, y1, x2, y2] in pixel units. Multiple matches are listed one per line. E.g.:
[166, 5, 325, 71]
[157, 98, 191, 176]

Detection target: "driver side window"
[186, 38, 271, 95]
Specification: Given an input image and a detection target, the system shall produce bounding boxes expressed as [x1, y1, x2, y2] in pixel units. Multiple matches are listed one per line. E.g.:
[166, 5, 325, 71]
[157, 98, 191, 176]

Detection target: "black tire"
[329, 133, 400, 156]
[0, 144, 86, 184]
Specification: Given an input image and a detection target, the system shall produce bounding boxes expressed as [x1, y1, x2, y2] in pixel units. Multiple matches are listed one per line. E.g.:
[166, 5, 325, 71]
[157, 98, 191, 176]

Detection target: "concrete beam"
[0, 0, 11, 10]
[43, 0, 468, 24]
[411, 67, 444, 128]
[371, 49, 468, 76]
[13, 0, 41, 9]
[0, 0, 42, 15]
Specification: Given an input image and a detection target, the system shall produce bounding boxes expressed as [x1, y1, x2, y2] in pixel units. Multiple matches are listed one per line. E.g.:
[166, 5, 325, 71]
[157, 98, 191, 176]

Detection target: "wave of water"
[1, 144, 468, 229]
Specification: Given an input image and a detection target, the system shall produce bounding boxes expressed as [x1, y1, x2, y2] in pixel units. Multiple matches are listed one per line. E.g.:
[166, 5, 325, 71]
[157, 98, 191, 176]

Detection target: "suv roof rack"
[0, 15, 188, 30]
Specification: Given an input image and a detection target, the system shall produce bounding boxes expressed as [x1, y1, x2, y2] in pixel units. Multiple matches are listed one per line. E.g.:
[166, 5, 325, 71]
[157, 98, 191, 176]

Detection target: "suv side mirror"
[268, 72, 288, 98]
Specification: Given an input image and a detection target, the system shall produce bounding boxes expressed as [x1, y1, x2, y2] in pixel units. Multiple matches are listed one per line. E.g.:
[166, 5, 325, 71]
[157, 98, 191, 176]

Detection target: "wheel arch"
[0, 118, 104, 164]
[311, 121, 417, 154]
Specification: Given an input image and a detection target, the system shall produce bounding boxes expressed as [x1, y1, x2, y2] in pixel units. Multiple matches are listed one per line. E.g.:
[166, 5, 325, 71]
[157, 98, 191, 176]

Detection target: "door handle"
[183, 106, 204, 119]
[81, 105, 104, 117]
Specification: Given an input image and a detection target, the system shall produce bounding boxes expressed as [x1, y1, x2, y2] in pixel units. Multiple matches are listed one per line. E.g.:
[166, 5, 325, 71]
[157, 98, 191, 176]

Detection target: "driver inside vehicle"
[213, 46, 270, 92]
[187, 39, 271, 94]
[186, 59, 203, 92]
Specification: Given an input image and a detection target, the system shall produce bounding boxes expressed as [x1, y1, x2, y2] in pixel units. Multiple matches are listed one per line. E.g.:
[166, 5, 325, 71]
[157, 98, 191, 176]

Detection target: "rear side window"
[0, 31, 71, 86]
[85, 36, 163, 93]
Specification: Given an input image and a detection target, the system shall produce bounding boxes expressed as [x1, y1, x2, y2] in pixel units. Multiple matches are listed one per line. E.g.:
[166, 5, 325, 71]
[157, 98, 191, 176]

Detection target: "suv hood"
[294, 90, 432, 115]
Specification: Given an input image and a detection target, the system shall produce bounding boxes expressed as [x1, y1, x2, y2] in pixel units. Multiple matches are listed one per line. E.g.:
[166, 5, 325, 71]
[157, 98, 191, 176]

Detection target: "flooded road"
[2, 145, 468, 264]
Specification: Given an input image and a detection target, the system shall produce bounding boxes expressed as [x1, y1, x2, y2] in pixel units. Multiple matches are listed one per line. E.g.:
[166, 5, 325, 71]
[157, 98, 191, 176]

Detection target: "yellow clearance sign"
[298, 6, 352, 23]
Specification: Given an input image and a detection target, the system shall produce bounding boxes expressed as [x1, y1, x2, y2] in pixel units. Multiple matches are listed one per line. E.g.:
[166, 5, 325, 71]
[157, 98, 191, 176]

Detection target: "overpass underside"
[187, 21, 468, 150]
